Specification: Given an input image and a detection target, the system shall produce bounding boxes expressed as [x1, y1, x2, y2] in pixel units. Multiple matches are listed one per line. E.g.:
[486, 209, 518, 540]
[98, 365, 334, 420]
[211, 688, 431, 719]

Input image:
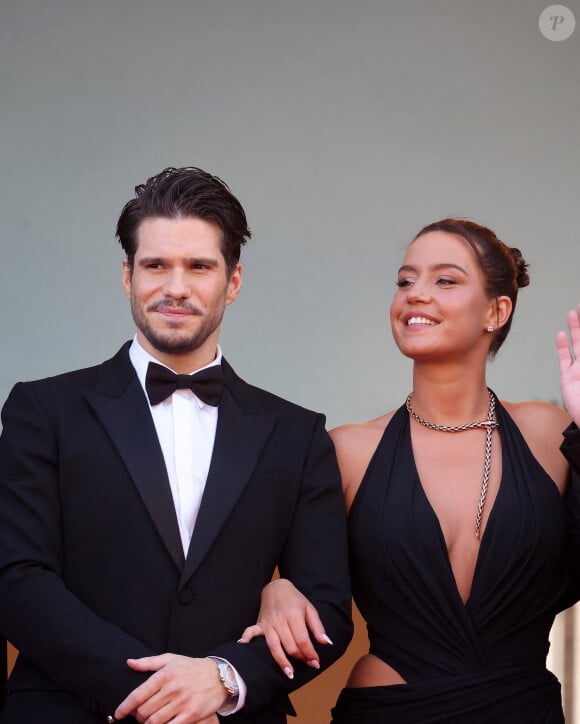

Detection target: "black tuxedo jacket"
[0, 343, 352, 723]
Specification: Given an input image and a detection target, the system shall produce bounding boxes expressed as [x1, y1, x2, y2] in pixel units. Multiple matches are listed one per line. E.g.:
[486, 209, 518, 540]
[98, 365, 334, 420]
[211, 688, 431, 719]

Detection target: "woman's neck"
[410, 362, 490, 426]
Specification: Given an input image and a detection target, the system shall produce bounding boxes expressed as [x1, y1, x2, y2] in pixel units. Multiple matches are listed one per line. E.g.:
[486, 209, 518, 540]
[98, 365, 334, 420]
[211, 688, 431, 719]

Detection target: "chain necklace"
[405, 388, 499, 539]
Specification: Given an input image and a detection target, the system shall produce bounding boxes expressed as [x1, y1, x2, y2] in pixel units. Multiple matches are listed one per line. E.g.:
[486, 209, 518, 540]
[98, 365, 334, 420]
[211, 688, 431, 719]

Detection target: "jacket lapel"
[84, 344, 185, 571]
[182, 360, 277, 581]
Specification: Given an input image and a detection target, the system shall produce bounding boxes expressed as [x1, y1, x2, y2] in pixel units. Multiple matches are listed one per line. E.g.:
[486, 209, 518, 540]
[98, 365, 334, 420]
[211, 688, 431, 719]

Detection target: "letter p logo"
[539, 5, 576, 40]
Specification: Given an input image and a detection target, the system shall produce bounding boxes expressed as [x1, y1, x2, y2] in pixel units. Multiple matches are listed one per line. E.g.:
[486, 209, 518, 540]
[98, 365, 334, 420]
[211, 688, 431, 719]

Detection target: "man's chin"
[152, 341, 201, 355]
[143, 332, 204, 356]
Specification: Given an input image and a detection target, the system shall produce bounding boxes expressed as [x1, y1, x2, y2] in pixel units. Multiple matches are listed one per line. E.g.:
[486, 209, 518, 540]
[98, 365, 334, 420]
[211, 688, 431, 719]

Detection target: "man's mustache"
[147, 300, 203, 315]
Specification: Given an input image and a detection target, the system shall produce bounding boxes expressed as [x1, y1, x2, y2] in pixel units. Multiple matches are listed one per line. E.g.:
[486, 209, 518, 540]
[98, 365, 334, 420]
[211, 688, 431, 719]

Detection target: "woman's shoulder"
[330, 410, 399, 511]
[501, 399, 571, 493]
[501, 399, 570, 435]
[330, 411, 396, 446]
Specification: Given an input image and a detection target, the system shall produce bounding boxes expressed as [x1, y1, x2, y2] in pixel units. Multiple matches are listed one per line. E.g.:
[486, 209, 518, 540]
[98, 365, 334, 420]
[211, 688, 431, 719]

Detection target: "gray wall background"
[1, 0, 579, 428]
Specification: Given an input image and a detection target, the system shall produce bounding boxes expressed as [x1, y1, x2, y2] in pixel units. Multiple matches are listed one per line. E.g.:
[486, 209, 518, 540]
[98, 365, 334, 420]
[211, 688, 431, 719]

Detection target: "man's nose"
[163, 269, 191, 297]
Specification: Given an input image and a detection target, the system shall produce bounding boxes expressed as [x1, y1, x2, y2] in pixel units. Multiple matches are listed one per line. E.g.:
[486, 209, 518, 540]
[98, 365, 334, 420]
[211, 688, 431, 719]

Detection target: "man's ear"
[225, 264, 242, 306]
[122, 258, 132, 299]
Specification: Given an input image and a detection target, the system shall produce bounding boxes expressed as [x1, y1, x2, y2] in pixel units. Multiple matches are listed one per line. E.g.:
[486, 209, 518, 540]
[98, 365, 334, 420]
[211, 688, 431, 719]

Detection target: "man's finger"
[126, 654, 171, 672]
[115, 681, 158, 721]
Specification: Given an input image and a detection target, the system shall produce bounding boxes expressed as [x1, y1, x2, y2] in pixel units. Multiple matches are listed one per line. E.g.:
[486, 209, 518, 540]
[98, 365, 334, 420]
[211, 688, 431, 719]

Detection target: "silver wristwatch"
[210, 656, 239, 699]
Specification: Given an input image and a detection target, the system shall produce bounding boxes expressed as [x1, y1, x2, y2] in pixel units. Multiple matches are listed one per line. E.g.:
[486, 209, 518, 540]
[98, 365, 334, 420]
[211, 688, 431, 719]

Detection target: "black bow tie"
[145, 362, 224, 407]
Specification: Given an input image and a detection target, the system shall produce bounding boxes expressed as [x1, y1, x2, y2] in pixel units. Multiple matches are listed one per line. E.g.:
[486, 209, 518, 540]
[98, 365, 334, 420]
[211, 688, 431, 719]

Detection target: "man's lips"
[147, 302, 202, 317]
[156, 307, 193, 316]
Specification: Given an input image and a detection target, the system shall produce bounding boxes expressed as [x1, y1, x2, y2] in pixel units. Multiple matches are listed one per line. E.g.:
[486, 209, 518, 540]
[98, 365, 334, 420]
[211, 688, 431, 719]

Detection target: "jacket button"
[179, 588, 194, 604]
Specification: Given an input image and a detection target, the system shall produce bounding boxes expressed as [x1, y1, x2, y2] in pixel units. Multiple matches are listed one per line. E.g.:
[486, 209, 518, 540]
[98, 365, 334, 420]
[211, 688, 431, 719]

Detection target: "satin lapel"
[182, 385, 277, 582]
[84, 347, 185, 570]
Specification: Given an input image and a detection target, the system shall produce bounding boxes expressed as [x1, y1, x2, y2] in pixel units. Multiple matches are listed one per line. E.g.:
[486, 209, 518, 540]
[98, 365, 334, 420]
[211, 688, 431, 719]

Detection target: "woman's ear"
[488, 295, 513, 330]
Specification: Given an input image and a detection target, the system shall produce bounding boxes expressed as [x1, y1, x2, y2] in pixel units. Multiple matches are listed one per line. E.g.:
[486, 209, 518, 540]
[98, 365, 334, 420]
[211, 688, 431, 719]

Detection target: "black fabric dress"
[332, 397, 580, 723]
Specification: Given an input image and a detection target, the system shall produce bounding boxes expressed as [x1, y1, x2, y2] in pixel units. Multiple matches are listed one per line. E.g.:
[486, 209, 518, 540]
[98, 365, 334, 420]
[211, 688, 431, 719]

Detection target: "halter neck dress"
[332, 396, 580, 723]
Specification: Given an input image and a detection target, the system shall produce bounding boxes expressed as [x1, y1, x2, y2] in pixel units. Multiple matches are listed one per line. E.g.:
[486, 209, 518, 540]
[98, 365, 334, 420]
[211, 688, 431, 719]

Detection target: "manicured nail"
[307, 659, 320, 669]
[284, 667, 294, 679]
[322, 634, 334, 645]
[237, 638, 245, 643]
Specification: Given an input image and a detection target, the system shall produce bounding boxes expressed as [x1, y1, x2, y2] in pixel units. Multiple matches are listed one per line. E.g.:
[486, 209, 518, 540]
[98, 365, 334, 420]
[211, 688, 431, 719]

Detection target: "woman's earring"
[486, 325, 494, 333]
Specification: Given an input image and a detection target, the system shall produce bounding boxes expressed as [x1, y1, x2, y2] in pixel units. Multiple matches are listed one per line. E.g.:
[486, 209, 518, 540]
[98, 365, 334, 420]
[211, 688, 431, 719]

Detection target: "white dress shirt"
[129, 337, 246, 713]
[130, 338, 220, 556]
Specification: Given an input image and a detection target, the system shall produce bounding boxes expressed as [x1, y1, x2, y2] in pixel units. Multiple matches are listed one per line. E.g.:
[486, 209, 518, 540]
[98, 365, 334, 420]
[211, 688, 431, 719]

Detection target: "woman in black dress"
[241, 219, 578, 723]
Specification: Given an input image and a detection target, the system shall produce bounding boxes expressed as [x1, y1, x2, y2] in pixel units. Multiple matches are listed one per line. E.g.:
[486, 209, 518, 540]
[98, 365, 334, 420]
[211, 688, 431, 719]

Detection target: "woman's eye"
[396, 279, 413, 288]
[436, 277, 457, 286]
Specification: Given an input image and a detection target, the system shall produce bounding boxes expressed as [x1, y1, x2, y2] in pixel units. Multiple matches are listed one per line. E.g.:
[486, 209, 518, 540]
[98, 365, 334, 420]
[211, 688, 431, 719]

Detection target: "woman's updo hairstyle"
[414, 218, 529, 357]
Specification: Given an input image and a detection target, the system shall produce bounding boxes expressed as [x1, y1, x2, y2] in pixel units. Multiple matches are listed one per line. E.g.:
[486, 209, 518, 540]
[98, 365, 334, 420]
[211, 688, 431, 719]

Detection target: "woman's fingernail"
[284, 667, 294, 679]
[322, 634, 334, 645]
[307, 659, 320, 669]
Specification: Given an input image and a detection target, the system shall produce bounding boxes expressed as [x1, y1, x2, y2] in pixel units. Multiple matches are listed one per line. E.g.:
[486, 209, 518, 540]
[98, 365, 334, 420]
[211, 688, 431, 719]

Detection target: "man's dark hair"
[116, 166, 251, 275]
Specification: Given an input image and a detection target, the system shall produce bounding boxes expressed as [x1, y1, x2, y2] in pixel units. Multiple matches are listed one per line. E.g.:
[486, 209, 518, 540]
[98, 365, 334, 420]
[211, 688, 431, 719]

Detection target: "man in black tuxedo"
[0, 167, 352, 723]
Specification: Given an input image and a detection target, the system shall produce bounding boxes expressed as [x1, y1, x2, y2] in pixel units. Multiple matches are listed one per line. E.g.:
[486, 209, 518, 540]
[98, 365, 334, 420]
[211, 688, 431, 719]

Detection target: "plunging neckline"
[408, 416, 505, 608]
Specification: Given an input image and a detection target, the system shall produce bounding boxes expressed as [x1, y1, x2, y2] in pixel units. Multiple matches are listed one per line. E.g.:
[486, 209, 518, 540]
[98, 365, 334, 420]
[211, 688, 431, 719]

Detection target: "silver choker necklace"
[405, 389, 499, 539]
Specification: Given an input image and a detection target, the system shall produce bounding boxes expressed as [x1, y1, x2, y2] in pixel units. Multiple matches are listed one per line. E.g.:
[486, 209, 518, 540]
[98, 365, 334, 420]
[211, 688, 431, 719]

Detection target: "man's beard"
[131, 297, 225, 356]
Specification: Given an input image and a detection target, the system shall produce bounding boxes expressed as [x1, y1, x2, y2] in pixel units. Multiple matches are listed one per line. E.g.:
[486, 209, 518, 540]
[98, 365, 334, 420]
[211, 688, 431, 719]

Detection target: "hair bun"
[510, 247, 530, 288]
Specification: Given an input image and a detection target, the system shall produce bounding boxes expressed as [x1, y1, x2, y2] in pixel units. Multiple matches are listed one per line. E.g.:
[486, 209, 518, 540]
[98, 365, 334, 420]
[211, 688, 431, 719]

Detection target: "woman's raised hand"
[238, 578, 332, 679]
[557, 304, 580, 425]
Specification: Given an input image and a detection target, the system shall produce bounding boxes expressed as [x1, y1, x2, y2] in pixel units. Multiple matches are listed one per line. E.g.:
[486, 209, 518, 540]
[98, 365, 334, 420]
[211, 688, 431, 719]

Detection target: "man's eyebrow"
[186, 257, 220, 267]
[137, 256, 220, 267]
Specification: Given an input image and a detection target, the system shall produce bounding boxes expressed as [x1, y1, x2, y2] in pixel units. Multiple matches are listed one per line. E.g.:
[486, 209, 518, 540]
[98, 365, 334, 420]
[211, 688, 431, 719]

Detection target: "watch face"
[218, 661, 238, 696]
[224, 667, 237, 692]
